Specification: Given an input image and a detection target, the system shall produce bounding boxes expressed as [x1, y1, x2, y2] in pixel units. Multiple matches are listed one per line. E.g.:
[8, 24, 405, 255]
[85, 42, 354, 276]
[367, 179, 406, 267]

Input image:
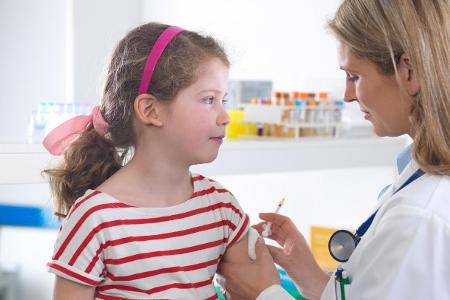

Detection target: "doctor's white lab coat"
[257, 154, 450, 300]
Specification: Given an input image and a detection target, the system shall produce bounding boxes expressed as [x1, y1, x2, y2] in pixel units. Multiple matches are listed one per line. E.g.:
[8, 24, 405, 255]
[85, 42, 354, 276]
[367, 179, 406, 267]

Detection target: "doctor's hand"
[217, 237, 280, 300]
[254, 213, 330, 300]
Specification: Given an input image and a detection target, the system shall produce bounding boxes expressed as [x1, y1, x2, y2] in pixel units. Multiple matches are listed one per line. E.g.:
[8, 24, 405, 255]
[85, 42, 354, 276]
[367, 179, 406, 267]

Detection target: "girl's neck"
[97, 148, 193, 208]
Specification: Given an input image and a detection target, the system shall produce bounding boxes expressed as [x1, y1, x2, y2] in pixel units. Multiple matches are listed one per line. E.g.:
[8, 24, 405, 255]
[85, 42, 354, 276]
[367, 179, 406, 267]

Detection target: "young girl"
[43, 23, 252, 299]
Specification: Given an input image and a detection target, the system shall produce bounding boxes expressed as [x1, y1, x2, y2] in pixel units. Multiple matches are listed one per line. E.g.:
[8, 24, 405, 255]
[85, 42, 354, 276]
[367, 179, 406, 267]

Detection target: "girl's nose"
[217, 108, 230, 126]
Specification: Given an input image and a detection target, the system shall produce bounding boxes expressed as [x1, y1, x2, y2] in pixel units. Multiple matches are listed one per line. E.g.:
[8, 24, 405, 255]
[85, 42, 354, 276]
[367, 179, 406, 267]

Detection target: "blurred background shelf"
[193, 136, 408, 176]
[0, 136, 408, 185]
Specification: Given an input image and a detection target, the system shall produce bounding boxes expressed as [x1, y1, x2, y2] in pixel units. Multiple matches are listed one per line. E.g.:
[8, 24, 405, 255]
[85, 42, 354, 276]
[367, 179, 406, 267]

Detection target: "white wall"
[0, 0, 346, 142]
[72, 0, 141, 104]
[141, 0, 344, 94]
[0, 0, 66, 140]
[71, 0, 346, 104]
[0, 0, 142, 141]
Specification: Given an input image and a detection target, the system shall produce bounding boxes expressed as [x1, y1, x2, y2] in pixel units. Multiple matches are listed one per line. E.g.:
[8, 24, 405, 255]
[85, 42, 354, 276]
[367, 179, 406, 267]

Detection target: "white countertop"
[0, 136, 408, 184]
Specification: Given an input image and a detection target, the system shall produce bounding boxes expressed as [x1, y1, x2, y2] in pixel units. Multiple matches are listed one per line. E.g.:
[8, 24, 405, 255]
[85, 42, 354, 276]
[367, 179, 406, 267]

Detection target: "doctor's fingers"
[262, 213, 304, 242]
[253, 222, 287, 247]
[253, 222, 282, 236]
[253, 220, 291, 239]
[264, 220, 294, 242]
[266, 244, 292, 265]
[263, 229, 288, 248]
[259, 212, 290, 223]
[259, 213, 298, 233]
[252, 222, 265, 233]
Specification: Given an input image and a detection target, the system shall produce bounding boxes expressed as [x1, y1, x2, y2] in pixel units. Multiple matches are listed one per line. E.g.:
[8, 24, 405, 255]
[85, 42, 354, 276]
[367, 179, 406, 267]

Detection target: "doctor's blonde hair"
[328, 0, 450, 175]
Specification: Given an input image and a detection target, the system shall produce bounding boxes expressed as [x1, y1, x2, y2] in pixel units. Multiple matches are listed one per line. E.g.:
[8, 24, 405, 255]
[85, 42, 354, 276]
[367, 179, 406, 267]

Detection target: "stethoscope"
[328, 168, 424, 300]
[328, 168, 425, 263]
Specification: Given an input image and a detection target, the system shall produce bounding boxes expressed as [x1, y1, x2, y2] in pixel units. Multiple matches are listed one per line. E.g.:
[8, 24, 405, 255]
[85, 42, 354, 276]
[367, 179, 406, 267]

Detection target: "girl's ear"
[133, 94, 163, 127]
[398, 53, 420, 96]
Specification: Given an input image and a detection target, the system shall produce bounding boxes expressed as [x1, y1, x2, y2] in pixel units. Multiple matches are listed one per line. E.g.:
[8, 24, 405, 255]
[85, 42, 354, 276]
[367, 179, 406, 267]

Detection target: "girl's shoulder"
[191, 173, 236, 201]
[64, 189, 124, 221]
[192, 173, 220, 186]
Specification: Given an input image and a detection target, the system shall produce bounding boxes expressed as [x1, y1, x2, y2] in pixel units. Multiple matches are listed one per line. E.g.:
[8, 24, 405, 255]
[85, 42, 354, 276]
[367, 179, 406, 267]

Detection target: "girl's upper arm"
[53, 276, 96, 300]
[223, 233, 252, 263]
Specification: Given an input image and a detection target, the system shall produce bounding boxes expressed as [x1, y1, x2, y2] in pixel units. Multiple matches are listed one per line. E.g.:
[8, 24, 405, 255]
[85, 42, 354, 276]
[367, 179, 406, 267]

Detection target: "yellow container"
[310, 226, 340, 271]
[226, 110, 247, 139]
[247, 122, 257, 136]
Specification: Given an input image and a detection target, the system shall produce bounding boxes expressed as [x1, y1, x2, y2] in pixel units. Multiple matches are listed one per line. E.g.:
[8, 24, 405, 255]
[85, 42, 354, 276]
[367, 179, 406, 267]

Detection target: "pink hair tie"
[138, 26, 185, 95]
[42, 105, 109, 155]
[92, 106, 109, 136]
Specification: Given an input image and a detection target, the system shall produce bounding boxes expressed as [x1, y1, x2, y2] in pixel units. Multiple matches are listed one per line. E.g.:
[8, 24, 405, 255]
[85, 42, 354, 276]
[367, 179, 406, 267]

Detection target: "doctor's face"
[337, 42, 412, 137]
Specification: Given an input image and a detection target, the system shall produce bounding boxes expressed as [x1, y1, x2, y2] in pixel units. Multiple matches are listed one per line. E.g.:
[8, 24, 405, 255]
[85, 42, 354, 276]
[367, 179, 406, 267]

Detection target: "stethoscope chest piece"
[328, 169, 425, 264]
[328, 230, 360, 262]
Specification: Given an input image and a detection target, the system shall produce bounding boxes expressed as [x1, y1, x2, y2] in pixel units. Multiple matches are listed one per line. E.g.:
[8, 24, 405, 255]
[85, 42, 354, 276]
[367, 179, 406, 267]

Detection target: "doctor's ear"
[398, 53, 420, 96]
[133, 94, 164, 127]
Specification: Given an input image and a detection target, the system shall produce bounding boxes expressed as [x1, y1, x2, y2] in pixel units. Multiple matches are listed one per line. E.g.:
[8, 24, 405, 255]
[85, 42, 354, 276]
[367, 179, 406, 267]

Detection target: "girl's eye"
[222, 96, 229, 104]
[203, 96, 215, 104]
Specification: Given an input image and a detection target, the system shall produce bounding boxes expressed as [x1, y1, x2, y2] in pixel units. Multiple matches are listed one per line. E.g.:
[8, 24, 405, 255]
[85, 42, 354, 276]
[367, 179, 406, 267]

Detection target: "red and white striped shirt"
[48, 174, 249, 299]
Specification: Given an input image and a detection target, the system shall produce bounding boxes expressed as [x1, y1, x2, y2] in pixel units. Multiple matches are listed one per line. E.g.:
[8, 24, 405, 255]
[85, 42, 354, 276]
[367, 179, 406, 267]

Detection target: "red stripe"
[95, 293, 129, 300]
[106, 258, 219, 281]
[84, 221, 233, 272]
[53, 202, 133, 260]
[97, 277, 214, 295]
[56, 186, 237, 260]
[69, 201, 240, 266]
[228, 214, 250, 248]
[192, 175, 205, 182]
[47, 262, 101, 286]
[103, 238, 227, 265]
[149, 278, 212, 295]
[190, 186, 214, 198]
[67, 190, 102, 218]
[190, 186, 232, 199]
[206, 294, 219, 300]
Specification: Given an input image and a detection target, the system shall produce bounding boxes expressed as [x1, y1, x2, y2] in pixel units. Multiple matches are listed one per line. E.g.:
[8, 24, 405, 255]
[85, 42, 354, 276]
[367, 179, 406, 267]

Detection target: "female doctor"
[218, 0, 450, 299]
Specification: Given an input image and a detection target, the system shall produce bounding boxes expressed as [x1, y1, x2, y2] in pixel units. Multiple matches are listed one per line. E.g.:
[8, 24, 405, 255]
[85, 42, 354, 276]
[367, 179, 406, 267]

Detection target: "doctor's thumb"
[255, 237, 271, 260]
[266, 244, 286, 262]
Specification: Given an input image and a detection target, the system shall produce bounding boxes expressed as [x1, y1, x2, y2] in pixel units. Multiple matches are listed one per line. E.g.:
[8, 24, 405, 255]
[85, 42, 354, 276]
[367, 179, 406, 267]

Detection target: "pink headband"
[138, 26, 185, 95]
[42, 26, 185, 155]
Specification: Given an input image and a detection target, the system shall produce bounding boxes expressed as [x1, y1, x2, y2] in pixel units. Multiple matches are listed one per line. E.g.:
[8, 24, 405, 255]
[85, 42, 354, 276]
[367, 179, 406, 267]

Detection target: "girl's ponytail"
[44, 126, 124, 217]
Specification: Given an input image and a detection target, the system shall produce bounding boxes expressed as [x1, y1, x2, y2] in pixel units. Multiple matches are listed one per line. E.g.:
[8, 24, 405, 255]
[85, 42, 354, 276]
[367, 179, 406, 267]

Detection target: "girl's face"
[159, 58, 230, 165]
[337, 42, 413, 137]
